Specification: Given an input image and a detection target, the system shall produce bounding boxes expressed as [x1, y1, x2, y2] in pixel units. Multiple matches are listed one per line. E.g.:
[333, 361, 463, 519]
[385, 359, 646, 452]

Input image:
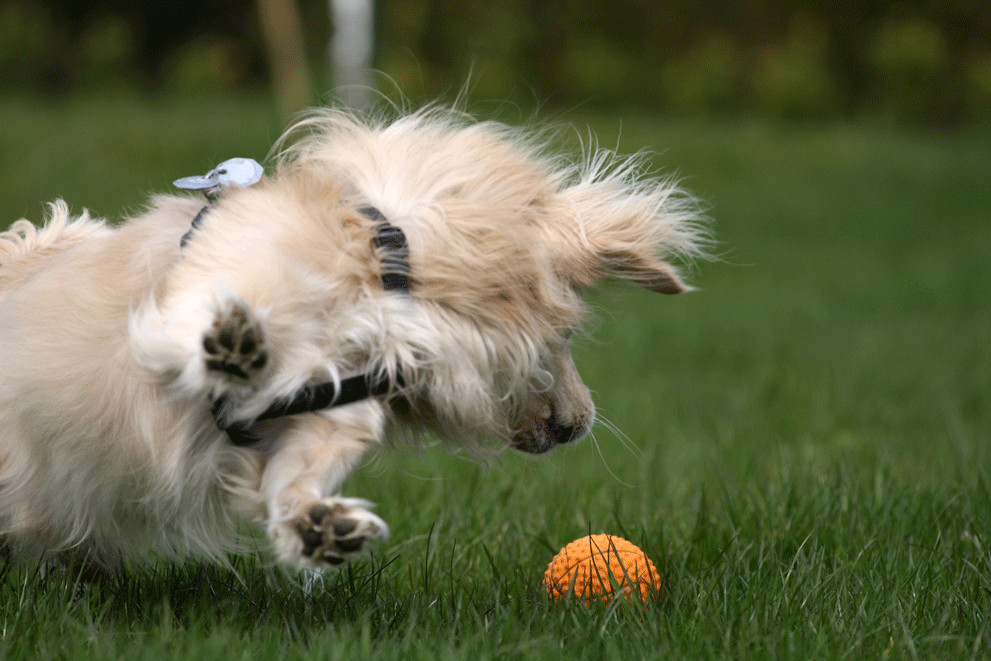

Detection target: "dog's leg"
[198, 296, 388, 569]
[260, 409, 388, 570]
[201, 296, 269, 384]
[131, 286, 275, 401]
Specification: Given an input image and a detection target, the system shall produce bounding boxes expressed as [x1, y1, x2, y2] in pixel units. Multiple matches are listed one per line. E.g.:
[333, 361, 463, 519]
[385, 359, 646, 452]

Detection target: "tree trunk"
[257, 0, 314, 119]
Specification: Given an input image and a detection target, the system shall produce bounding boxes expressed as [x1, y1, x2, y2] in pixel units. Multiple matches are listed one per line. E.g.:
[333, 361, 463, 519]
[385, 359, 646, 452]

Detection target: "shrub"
[867, 16, 953, 122]
[77, 17, 140, 90]
[751, 16, 841, 120]
[162, 38, 252, 93]
[661, 33, 743, 115]
[963, 51, 991, 123]
[0, 3, 57, 90]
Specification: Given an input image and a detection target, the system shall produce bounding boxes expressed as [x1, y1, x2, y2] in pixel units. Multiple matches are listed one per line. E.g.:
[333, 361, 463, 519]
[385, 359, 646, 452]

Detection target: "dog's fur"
[0, 108, 706, 571]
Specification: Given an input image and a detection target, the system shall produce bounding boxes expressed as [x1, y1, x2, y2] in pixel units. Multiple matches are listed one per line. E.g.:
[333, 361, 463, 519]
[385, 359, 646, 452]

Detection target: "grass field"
[1, 96, 990, 659]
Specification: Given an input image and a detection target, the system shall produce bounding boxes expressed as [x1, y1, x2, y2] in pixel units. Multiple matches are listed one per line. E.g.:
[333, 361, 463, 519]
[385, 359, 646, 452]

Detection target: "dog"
[0, 108, 706, 571]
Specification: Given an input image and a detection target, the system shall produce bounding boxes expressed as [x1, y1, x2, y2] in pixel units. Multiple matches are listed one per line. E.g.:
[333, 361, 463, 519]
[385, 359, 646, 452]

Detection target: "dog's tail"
[0, 201, 109, 291]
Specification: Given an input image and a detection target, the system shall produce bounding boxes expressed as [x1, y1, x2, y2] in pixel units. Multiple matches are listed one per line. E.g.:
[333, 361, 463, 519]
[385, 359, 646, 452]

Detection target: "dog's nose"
[512, 407, 592, 454]
[547, 418, 581, 446]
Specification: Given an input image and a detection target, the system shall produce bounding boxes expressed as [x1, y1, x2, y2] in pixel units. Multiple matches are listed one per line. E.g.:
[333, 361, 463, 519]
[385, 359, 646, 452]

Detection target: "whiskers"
[586, 410, 645, 488]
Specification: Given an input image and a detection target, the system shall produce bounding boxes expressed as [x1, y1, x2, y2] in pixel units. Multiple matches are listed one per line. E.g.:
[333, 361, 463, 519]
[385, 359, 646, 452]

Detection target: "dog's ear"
[546, 179, 695, 294]
[594, 245, 688, 294]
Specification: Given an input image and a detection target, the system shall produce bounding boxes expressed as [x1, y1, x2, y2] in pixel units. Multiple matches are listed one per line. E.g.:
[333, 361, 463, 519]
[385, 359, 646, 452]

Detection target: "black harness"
[213, 370, 404, 446]
[183, 202, 411, 446]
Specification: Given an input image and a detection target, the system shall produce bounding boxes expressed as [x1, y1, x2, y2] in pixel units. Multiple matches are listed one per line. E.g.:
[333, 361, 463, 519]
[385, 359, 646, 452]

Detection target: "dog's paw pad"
[203, 301, 268, 380]
[293, 500, 389, 567]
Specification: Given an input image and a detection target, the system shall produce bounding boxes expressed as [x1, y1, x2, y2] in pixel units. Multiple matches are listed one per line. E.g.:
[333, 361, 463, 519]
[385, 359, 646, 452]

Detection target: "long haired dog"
[0, 109, 706, 571]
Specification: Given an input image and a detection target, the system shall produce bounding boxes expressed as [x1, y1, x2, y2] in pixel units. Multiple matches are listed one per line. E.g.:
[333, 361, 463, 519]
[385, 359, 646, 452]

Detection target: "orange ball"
[543, 534, 660, 604]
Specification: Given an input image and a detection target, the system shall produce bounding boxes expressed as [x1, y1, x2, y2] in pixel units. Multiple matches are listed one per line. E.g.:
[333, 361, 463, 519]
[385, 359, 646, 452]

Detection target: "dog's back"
[0, 202, 113, 294]
[0, 196, 257, 566]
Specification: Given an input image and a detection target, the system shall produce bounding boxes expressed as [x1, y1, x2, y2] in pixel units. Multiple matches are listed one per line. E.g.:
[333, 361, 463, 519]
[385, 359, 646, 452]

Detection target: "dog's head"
[274, 110, 707, 454]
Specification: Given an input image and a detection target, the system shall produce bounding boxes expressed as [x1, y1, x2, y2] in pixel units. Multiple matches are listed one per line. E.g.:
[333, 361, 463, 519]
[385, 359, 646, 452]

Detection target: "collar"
[361, 204, 411, 294]
[175, 161, 412, 294]
[211, 205, 411, 446]
[173, 160, 411, 445]
[177, 157, 264, 248]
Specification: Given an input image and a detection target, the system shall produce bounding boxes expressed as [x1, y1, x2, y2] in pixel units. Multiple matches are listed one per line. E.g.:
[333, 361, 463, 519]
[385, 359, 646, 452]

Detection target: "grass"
[1, 95, 990, 659]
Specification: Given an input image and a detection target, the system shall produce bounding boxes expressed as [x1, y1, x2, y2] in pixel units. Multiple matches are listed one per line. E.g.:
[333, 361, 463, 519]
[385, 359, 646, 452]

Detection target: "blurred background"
[1, 9, 991, 649]
[1, 0, 989, 125]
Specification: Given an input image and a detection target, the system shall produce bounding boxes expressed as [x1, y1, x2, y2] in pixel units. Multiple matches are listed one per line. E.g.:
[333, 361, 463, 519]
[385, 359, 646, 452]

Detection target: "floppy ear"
[546, 176, 701, 294]
[596, 245, 689, 294]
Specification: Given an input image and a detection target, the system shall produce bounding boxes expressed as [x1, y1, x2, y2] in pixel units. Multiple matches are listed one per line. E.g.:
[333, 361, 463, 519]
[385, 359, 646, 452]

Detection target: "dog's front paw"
[271, 498, 389, 569]
[203, 299, 268, 381]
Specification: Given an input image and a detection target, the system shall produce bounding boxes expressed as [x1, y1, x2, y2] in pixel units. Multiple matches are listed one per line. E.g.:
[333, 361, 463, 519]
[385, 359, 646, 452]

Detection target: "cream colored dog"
[0, 108, 706, 571]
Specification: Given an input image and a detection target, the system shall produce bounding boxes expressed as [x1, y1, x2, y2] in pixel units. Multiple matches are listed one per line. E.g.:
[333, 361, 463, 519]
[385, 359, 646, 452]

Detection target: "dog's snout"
[545, 407, 584, 447]
[510, 349, 596, 454]
[511, 397, 594, 454]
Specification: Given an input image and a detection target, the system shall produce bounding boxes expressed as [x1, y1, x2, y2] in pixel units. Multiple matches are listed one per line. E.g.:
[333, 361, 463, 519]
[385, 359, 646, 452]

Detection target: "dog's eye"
[216, 169, 227, 175]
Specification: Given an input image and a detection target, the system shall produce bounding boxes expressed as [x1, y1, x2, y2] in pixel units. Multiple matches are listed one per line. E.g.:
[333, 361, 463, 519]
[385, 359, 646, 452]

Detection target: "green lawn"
[1, 96, 990, 659]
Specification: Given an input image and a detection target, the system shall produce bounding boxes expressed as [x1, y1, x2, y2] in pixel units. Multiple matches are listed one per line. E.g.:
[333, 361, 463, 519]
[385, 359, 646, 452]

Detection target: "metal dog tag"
[174, 158, 264, 191]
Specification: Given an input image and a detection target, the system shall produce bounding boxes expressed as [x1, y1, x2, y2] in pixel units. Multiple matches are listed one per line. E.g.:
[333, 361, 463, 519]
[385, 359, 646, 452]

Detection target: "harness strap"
[203, 204, 410, 446]
[181, 203, 411, 293]
[180, 206, 210, 248]
[361, 204, 411, 293]
[213, 372, 402, 446]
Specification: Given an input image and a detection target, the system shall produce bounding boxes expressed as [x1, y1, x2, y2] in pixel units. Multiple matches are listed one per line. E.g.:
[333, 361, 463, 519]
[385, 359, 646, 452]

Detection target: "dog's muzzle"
[510, 389, 595, 454]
